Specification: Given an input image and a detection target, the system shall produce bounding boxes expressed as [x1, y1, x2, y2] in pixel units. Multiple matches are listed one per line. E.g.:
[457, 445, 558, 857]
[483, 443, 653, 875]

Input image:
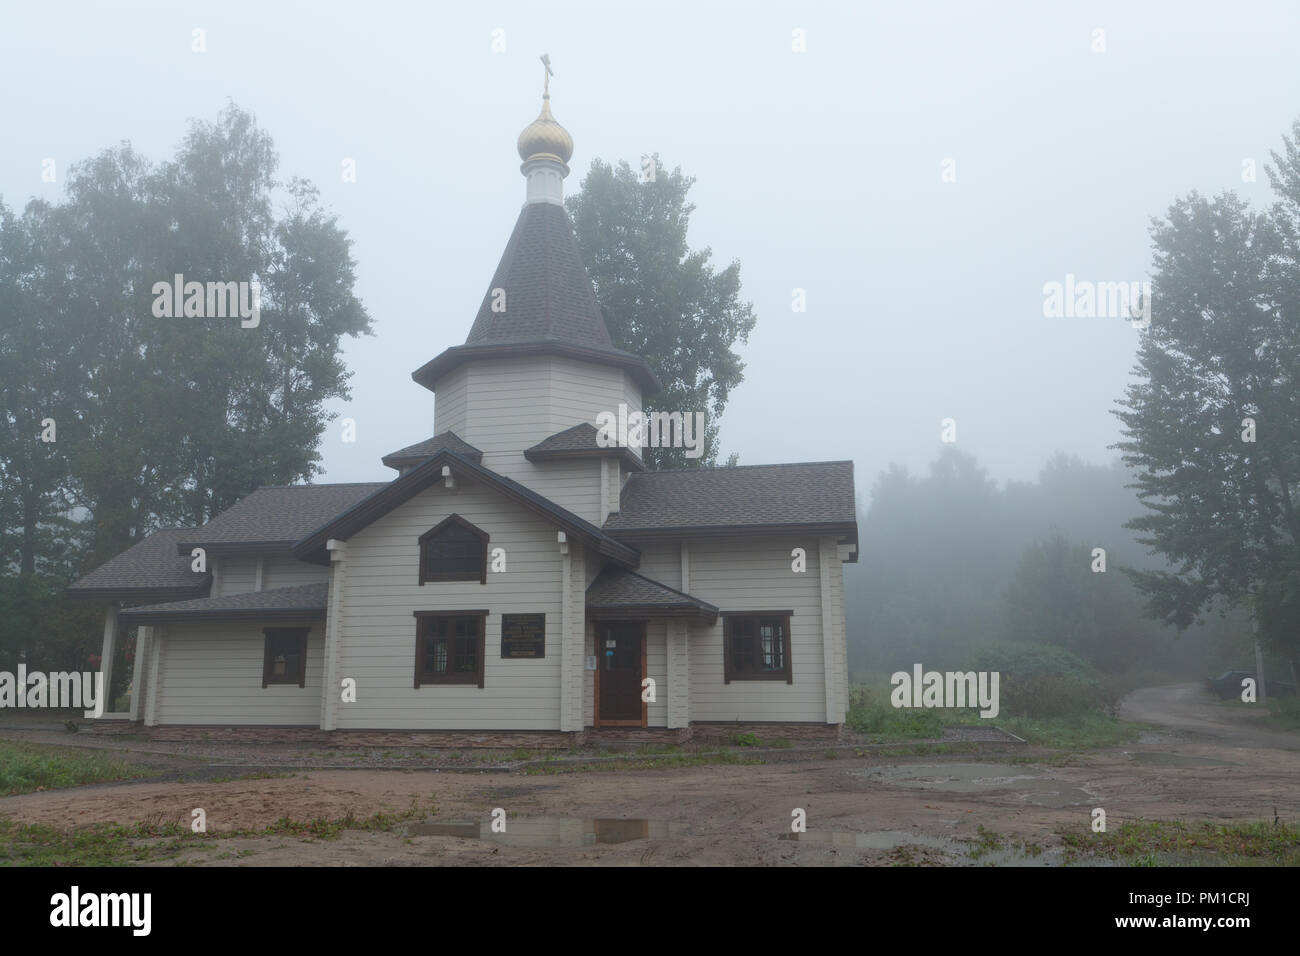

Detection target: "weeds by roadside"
[0, 795, 440, 866]
[1060, 818, 1300, 866]
[0, 740, 151, 796]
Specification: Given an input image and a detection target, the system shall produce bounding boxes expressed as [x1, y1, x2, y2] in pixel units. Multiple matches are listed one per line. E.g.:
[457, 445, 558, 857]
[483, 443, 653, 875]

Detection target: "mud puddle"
[1124, 752, 1236, 768]
[406, 816, 686, 847]
[851, 762, 1096, 808]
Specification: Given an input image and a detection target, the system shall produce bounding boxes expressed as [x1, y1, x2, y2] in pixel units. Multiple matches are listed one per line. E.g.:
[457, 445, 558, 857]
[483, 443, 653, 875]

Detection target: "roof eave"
[605, 521, 859, 542]
[63, 581, 212, 603]
[292, 451, 640, 568]
[174, 541, 299, 557]
[523, 446, 646, 472]
[117, 607, 326, 625]
[413, 341, 662, 396]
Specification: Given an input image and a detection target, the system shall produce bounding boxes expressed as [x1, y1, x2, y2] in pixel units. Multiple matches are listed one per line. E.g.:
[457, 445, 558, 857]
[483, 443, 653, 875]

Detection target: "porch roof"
[585, 567, 718, 625]
[116, 582, 327, 625]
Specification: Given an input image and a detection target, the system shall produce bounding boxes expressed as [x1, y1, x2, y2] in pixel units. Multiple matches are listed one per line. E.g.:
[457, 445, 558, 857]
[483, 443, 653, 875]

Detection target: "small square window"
[263, 628, 309, 688]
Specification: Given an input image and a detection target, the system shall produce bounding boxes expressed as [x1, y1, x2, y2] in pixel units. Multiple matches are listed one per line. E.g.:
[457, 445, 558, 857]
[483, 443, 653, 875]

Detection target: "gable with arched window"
[418, 514, 489, 585]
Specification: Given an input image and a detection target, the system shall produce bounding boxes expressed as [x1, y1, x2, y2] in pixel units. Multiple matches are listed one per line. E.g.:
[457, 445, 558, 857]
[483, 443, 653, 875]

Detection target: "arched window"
[418, 514, 489, 585]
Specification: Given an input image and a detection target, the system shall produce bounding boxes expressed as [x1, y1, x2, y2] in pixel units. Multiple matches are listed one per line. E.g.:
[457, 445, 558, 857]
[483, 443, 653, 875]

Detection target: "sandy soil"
[1, 683, 1295, 865]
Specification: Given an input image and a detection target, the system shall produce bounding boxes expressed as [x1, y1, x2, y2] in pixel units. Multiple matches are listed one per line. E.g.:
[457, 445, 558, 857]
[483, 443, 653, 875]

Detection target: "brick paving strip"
[0, 717, 1024, 776]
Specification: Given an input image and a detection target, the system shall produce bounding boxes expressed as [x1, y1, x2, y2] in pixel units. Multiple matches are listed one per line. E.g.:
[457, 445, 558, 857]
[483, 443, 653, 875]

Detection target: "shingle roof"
[523, 422, 645, 470]
[117, 583, 328, 624]
[586, 567, 718, 623]
[293, 450, 640, 567]
[410, 203, 659, 393]
[66, 527, 210, 600]
[178, 483, 387, 553]
[603, 461, 858, 546]
[382, 431, 483, 469]
[468, 202, 613, 349]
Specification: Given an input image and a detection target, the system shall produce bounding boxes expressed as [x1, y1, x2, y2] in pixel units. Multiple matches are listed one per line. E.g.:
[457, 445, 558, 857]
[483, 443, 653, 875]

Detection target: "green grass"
[0, 819, 202, 866]
[726, 733, 792, 749]
[846, 682, 1143, 749]
[1262, 696, 1300, 730]
[993, 714, 1143, 749]
[631, 743, 683, 756]
[1061, 819, 1300, 866]
[966, 825, 1004, 861]
[0, 740, 152, 795]
[846, 686, 949, 740]
[0, 796, 439, 866]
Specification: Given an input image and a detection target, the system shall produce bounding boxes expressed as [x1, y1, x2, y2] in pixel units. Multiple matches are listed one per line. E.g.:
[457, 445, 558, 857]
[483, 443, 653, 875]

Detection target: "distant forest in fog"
[844, 447, 1259, 684]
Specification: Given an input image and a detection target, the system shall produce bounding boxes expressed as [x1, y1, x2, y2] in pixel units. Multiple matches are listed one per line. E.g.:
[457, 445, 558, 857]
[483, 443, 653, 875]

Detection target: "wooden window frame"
[417, 514, 489, 585]
[262, 627, 309, 688]
[413, 610, 488, 688]
[721, 611, 793, 684]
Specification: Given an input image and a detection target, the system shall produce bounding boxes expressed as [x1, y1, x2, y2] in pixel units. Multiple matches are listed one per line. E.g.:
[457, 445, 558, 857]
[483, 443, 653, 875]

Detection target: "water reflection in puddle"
[780, 829, 954, 851]
[406, 816, 685, 847]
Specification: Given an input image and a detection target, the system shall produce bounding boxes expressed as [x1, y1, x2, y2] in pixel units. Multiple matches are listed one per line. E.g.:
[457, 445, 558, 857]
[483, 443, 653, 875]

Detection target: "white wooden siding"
[646, 621, 667, 727]
[550, 356, 639, 433]
[334, 476, 566, 730]
[262, 556, 329, 590]
[683, 535, 827, 722]
[632, 542, 683, 590]
[583, 622, 594, 725]
[459, 358, 553, 475]
[512, 458, 602, 524]
[426, 355, 647, 521]
[431, 365, 469, 437]
[153, 622, 324, 725]
[620, 368, 644, 465]
[216, 557, 257, 596]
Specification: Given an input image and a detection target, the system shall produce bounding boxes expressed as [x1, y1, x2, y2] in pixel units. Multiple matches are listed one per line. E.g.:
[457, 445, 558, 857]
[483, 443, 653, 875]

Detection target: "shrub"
[964, 642, 1110, 718]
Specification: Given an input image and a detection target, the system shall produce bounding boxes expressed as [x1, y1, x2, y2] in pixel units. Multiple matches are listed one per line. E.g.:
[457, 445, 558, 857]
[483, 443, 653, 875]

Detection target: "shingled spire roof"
[412, 204, 659, 394]
[466, 202, 612, 349]
[412, 71, 659, 395]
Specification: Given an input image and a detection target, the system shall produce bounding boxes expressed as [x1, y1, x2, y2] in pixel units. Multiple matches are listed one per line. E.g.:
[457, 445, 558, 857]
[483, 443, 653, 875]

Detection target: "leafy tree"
[1003, 531, 1166, 674]
[0, 104, 371, 669]
[1113, 119, 1300, 683]
[567, 156, 756, 468]
[50, 107, 372, 557]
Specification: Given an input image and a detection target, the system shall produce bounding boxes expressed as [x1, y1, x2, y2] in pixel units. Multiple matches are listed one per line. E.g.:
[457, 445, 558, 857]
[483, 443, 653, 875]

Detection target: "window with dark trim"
[418, 515, 489, 585]
[722, 612, 793, 683]
[414, 611, 487, 687]
[262, 628, 309, 688]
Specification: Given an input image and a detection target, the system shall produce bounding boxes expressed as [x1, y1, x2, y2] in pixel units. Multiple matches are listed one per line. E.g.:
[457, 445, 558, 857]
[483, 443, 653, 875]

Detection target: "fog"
[3, 0, 1297, 490]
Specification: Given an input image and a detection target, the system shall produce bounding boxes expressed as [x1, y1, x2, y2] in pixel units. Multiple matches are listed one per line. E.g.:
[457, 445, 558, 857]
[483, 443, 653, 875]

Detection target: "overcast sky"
[4, 1, 1298, 501]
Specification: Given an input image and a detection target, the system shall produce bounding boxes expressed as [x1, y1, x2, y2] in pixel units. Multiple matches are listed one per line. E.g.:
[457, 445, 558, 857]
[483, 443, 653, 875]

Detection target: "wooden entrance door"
[594, 622, 646, 727]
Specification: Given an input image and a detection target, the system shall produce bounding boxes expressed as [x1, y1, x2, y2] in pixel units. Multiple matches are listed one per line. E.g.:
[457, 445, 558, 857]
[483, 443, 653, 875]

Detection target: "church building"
[69, 78, 859, 744]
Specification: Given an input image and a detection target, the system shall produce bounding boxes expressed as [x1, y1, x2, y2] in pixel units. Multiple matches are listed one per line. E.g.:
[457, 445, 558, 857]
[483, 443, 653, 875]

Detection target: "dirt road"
[1119, 682, 1300, 752]
[1, 684, 1294, 865]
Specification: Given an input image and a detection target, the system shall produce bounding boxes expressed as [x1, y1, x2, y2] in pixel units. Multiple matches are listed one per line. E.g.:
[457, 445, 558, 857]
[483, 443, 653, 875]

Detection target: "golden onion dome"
[517, 96, 573, 165]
